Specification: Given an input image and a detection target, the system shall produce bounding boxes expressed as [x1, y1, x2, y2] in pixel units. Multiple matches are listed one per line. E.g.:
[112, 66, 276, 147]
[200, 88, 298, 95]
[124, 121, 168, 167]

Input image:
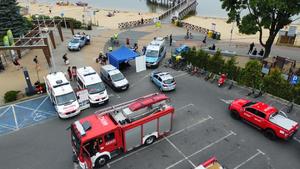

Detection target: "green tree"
[207, 51, 225, 73]
[0, 0, 28, 41]
[239, 60, 262, 88]
[263, 68, 293, 101]
[223, 57, 238, 80]
[220, 0, 300, 58]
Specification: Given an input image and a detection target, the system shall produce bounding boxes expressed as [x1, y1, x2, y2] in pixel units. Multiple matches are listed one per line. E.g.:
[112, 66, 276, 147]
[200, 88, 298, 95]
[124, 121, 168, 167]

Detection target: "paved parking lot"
[0, 65, 300, 169]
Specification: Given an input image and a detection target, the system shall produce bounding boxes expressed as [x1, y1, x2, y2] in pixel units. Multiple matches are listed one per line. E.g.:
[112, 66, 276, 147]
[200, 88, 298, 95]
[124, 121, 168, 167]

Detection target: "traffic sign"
[60, 12, 64, 17]
[290, 75, 299, 85]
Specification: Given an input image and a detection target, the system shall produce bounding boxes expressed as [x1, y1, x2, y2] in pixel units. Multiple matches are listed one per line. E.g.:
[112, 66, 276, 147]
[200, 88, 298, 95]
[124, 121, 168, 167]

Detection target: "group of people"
[185, 29, 193, 39]
[67, 66, 77, 81]
[96, 52, 108, 65]
[248, 42, 264, 56]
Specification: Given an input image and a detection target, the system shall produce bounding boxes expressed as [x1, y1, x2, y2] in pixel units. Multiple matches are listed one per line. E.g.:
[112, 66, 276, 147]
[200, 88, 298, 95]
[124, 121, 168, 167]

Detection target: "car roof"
[147, 37, 165, 51]
[155, 72, 173, 81]
[46, 72, 73, 95]
[102, 64, 121, 75]
[251, 102, 278, 116]
[77, 66, 102, 85]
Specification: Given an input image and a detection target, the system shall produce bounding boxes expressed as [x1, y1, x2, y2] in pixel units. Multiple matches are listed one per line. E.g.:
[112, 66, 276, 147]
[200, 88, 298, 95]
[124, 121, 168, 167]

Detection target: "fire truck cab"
[71, 93, 174, 169]
[45, 72, 81, 118]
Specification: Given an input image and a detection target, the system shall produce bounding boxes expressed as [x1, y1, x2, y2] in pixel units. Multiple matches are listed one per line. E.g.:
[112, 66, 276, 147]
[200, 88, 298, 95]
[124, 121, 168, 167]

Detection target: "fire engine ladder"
[94, 93, 161, 116]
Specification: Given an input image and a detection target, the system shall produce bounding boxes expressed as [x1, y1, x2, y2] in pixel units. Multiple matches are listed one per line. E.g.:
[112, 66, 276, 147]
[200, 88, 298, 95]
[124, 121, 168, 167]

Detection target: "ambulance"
[76, 66, 109, 106]
[45, 72, 80, 118]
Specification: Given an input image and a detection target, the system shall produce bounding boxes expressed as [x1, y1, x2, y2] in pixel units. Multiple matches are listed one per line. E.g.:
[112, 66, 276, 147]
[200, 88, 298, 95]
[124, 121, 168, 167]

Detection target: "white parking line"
[173, 72, 188, 78]
[130, 74, 151, 88]
[233, 149, 265, 169]
[166, 137, 196, 168]
[165, 131, 235, 169]
[187, 131, 235, 158]
[169, 116, 213, 138]
[294, 137, 300, 143]
[176, 103, 194, 111]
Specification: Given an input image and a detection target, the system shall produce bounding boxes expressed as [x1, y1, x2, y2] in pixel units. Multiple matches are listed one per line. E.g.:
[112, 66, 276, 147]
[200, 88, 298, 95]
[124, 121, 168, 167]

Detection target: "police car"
[150, 71, 176, 91]
[68, 34, 90, 51]
[145, 37, 167, 68]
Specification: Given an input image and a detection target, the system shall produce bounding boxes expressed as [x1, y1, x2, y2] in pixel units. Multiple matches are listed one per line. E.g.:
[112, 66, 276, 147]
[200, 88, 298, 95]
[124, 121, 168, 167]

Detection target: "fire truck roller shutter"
[143, 119, 157, 136]
[159, 114, 172, 134]
[142, 119, 158, 144]
[125, 126, 142, 151]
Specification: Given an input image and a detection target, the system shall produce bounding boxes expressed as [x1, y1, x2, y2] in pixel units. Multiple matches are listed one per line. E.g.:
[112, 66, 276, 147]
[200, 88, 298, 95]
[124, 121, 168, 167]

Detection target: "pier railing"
[118, 0, 193, 29]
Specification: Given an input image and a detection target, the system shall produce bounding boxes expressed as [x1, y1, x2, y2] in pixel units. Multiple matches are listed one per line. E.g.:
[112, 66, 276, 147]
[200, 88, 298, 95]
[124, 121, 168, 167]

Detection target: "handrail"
[118, 0, 192, 29]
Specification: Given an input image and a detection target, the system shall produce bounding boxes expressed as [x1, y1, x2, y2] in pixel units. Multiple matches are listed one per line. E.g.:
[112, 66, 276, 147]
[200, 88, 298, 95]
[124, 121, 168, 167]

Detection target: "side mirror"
[77, 96, 80, 100]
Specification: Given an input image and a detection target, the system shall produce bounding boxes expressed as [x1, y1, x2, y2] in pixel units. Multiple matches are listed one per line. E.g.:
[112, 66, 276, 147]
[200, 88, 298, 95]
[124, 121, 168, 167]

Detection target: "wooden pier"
[118, 0, 198, 29]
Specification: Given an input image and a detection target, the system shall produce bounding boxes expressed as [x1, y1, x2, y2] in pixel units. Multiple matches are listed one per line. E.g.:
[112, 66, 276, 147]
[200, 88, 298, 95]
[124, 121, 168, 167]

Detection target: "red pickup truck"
[229, 98, 299, 140]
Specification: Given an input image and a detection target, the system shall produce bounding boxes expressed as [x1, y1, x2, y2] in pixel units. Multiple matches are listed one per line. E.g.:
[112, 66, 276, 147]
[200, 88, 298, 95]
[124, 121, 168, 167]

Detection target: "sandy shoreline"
[184, 16, 300, 45]
[19, 2, 160, 29]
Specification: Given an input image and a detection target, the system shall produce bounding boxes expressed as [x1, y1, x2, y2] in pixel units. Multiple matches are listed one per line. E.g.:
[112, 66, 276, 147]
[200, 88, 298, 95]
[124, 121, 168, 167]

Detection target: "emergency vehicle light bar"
[74, 121, 86, 136]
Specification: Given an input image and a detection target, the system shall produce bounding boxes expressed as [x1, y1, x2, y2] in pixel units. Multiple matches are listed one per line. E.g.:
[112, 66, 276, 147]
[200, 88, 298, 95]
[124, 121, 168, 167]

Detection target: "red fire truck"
[71, 93, 175, 169]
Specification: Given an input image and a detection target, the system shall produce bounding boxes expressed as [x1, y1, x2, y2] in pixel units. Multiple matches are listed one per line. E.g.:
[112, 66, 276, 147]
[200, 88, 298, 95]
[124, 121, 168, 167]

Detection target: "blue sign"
[290, 75, 299, 85]
[60, 12, 64, 17]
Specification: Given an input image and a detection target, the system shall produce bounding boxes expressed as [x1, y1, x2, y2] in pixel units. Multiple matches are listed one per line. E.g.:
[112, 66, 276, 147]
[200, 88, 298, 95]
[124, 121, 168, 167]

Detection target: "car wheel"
[264, 129, 277, 140]
[95, 155, 109, 168]
[78, 47, 81, 51]
[230, 110, 240, 120]
[145, 136, 156, 145]
[160, 87, 164, 92]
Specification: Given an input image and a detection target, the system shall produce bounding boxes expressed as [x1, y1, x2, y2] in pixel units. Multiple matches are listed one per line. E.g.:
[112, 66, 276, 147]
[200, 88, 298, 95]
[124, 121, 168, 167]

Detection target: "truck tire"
[230, 110, 240, 120]
[95, 155, 109, 168]
[264, 129, 277, 140]
[145, 136, 156, 145]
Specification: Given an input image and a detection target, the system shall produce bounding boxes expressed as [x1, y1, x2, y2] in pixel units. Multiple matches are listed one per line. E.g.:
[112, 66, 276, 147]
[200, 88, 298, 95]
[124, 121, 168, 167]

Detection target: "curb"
[229, 80, 300, 109]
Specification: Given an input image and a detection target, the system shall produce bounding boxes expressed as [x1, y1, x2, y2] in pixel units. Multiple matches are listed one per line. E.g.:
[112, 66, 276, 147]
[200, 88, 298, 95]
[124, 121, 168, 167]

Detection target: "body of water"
[35, 0, 228, 18]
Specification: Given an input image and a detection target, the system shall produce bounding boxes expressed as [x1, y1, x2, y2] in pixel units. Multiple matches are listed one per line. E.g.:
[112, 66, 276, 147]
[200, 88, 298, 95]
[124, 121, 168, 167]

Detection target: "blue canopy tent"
[107, 46, 139, 69]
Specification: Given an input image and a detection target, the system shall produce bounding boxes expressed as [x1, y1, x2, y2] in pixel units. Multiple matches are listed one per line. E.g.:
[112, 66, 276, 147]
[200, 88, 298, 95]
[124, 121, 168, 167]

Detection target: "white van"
[45, 72, 80, 118]
[100, 64, 129, 91]
[145, 37, 167, 68]
[76, 66, 109, 106]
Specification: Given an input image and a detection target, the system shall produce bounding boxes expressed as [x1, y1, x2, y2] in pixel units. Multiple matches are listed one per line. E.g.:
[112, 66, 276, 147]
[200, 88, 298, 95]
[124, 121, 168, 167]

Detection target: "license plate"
[122, 86, 127, 90]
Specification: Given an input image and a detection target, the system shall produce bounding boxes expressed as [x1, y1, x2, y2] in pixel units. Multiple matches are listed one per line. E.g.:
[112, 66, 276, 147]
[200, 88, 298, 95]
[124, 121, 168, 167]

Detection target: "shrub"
[223, 57, 238, 80]
[263, 68, 293, 101]
[4, 90, 20, 103]
[239, 60, 262, 89]
[207, 50, 225, 73]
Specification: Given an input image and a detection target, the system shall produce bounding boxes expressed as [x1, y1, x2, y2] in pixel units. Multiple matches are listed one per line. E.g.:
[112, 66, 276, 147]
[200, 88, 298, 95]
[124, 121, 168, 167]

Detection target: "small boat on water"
[76, 1, 88, 7]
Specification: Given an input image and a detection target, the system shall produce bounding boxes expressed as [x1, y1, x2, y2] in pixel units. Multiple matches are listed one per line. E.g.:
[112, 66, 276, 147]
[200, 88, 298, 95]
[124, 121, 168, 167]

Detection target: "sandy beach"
[19, 2, 160, 29]
[184, 16, 300, 45]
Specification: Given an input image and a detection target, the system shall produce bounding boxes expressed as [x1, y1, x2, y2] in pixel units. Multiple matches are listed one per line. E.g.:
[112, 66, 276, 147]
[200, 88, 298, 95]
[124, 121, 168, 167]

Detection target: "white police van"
[76, 66, 109, 106]
[45, 72, 80, 118]
[145, 37, 167, 68]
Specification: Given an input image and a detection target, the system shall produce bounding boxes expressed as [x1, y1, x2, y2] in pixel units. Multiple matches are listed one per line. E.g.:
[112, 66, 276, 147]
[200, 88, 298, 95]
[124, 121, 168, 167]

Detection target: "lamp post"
[229, 22, 234, 47]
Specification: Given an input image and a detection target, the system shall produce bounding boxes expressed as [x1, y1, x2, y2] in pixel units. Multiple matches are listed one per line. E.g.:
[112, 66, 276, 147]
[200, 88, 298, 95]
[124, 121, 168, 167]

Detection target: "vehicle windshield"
[56, 92, 76, 106]
[86, 82, 105, 94]
[242, 101, 257, 108]
[146, 50, 159, 58]
[111, 73, 125, 82]
[71, 125, 81, 155]
[164, 78, 175, 84]
[70, 39, 79, 43]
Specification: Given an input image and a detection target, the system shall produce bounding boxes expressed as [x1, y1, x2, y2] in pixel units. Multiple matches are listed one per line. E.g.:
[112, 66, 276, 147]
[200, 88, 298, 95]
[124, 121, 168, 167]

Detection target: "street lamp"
[229, 22, 235, 47]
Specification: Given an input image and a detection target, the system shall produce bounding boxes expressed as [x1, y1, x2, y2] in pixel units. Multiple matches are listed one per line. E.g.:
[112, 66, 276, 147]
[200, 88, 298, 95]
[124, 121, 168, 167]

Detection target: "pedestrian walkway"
[0, 95, 56, 136]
